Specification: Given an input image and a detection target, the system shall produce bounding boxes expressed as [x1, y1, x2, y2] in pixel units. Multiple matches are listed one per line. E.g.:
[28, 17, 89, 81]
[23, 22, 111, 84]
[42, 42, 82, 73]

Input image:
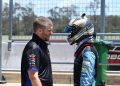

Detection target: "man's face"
[40, 25, 53, 41]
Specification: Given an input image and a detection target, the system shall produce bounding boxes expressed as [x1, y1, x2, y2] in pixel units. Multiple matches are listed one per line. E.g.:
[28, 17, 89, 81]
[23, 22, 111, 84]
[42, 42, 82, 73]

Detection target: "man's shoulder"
[82, 45, 96, 54]
[25, 40, 39, 49]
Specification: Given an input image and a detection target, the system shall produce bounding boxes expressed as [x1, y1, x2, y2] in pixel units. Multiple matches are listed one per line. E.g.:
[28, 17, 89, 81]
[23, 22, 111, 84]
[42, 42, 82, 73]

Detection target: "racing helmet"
[64, 13, 94, 45]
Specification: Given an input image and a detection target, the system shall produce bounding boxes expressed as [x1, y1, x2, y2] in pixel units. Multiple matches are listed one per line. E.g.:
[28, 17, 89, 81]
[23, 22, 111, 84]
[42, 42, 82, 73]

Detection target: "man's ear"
[37, 28, 42, 33]
[35, 28, 42, 35]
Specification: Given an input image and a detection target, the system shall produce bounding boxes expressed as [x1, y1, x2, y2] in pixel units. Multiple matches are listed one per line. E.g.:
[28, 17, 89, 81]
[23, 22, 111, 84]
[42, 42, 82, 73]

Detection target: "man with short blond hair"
[21, 16, 53, 86]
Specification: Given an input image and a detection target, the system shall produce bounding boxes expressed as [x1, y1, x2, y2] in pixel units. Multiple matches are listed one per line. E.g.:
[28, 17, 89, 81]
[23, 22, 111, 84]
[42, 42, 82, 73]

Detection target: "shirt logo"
[28, 54, 36, 67]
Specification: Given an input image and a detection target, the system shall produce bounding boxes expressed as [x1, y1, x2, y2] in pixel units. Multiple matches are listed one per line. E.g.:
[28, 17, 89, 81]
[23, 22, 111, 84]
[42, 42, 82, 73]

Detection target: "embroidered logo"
[28, 54, 36, 67]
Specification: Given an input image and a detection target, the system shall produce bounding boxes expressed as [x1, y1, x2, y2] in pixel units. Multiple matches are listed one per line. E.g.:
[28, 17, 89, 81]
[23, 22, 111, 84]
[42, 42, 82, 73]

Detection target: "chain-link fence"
[1, 0, 120, 39]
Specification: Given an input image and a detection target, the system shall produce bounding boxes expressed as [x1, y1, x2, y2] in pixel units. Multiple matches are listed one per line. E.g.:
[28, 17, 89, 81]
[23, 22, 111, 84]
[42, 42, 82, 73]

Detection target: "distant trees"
[48, 5, 79, 33]
[86, 0, 120, 33]
[105, 16, 120, 33]
[3, 3, 9, 35]
[2, 2, 120, 35]
[2, 2, 36, 35]
[86, 0, 100, 32]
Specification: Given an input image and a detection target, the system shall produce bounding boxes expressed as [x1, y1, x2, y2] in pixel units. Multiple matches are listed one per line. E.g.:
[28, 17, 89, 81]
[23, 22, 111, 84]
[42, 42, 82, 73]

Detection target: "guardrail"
[2, 61, 120, 72]
[52, 61, 120, 66]
[11, 33, 120, 41]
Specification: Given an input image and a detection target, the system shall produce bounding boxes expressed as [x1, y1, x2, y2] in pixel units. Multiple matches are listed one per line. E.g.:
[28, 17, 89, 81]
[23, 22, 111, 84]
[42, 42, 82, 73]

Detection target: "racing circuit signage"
[108, 46, 120, 63]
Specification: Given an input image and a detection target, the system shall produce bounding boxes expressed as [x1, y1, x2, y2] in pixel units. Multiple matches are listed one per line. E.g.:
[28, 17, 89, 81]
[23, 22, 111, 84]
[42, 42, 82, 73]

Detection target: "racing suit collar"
[76, 36, 94, 51]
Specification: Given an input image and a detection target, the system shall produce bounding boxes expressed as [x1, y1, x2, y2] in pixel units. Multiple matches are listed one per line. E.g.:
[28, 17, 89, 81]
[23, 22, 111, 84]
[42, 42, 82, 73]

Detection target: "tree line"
[2, 2, 120, 35]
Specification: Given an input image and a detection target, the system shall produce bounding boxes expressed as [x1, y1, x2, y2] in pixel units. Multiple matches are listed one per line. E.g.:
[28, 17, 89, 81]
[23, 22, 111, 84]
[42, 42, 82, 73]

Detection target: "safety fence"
[2, 0, 120, 40]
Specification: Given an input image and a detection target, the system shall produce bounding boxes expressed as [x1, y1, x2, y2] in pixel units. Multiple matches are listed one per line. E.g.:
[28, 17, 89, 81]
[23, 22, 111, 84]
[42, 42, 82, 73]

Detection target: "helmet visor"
[64, 25, 72, 33]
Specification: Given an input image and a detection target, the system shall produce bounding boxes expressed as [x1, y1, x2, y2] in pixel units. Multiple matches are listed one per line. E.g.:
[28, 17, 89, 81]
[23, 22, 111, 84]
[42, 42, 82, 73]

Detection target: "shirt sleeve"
[26, 48, 40, 71]
[80, 51, 96, 86]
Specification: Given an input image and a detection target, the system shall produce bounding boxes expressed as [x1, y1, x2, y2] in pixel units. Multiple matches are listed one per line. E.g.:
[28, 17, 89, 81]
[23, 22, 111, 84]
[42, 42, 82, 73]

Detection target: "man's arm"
[80, 51, 96, 86]
[28, 71, 42, 86]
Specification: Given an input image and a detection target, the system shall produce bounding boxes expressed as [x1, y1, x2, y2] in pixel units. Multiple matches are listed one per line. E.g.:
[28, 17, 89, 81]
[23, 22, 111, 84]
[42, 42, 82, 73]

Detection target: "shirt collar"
[32, 33, 48, 47]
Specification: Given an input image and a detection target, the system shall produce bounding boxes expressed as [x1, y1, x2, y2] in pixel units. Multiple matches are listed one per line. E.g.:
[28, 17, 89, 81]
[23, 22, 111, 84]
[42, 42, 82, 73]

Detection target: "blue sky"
[3, 0, 120, 16]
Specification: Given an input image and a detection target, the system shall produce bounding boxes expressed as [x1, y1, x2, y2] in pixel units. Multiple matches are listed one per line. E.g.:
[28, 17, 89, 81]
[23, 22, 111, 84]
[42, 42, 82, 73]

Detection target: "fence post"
[0, 0, 2, 82]
[100, 0, 105, 39]
[0, 0, 6, 84]
[8, 0, 13, 51]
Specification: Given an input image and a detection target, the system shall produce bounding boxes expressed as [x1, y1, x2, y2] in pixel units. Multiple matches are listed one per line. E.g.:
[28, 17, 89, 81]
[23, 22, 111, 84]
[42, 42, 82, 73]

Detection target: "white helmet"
[64, 13, 94, 45]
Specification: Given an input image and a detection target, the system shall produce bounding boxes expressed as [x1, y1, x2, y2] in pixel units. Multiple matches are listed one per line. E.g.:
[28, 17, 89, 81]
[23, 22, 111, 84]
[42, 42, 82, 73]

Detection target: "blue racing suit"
[74, 37, 98, 86]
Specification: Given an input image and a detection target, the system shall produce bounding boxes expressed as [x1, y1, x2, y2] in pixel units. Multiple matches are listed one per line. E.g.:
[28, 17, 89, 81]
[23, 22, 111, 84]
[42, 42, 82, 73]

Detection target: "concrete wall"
[2, 71, 120, 85]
